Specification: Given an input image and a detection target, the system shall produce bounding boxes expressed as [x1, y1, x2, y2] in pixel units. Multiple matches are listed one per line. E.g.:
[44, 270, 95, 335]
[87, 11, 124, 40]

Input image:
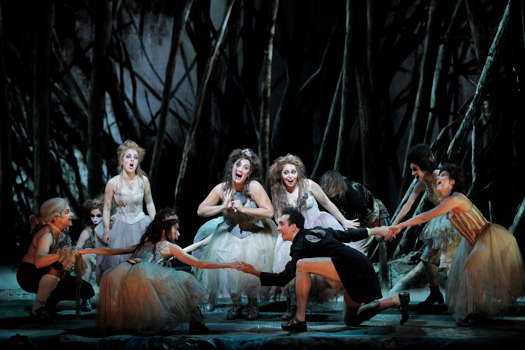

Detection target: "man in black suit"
[238, 206, 409, 332]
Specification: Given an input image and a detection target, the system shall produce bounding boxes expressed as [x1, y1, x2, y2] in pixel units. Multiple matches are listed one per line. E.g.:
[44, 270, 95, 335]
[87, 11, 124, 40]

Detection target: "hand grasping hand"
[343, 218, 360, 229]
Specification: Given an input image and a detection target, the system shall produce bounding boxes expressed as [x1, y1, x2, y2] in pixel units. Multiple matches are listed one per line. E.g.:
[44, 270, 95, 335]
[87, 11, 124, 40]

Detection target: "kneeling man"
[238, 206, 409, 332]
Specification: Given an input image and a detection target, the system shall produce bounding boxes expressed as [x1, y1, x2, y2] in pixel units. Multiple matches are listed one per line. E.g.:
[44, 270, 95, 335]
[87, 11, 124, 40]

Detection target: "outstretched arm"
[78, 245, 136, 256]
[391, 194, 466, 235]
[309, 180, 359, 229]
[166, 242, 237, 269]
[391, 181, 424, 225]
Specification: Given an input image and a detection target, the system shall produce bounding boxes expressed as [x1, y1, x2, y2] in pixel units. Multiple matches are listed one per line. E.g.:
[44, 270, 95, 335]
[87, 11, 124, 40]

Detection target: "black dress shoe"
[399, 292, 410, 325]
[343, 306, 361, 326]
[281, 318, 307, 332]
[30, 308, 53, 323]
[356, 300, 381, 323]
[417, 287, 444, 307]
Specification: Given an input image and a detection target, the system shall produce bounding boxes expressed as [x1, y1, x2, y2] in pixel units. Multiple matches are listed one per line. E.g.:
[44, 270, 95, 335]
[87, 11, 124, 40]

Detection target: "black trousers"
[17, 262, 94, 307]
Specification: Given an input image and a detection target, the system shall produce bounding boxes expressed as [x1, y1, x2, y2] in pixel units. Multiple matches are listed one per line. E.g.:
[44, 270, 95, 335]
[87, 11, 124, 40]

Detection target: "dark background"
[1, 0, 524, 264]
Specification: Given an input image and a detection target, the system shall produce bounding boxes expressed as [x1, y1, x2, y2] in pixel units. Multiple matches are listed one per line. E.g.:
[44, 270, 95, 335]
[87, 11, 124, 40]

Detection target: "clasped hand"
[232, 262, 257, 274]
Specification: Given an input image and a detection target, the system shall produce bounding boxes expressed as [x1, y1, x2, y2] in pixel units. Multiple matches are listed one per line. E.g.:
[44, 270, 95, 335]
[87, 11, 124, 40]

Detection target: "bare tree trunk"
[88, 0, 112, 196]
[32, 0, 55, 211]
[174, 0, 237, 204]
[258, 0, 279, 177]
[150, 0, 194, 191]
[334, 0, 352, 171]
[424, 0, 463, 143]
[447, 0, 512, 161]
[311, 71, 342, 179]
[403, 0, 441, 172]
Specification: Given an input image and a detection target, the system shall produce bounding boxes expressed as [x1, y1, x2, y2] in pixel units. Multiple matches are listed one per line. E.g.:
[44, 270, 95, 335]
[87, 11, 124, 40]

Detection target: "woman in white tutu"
[193, 148, 276, 320]
[267, 154, 360, 318]
[97, 207, 239, 334]
[99, 140, 156, 277]
[390, 163, 524, 326]
[392, 144, 461, 306]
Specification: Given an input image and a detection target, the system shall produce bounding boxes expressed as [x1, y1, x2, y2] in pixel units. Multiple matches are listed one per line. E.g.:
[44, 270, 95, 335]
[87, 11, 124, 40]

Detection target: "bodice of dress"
[221, 191, 271, 238]
[294, 191, 345, 231]
[448, 197, 489, 245]
[131, 241, 172, 265]
[223, 192, 257, 224]
[114, 175, 146, 224]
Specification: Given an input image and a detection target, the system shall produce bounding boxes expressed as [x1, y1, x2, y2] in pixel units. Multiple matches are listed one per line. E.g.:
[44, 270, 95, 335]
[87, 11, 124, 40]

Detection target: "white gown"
[97, 175, 152, 280]
[97, 241, 206, 332]
[194, 191, 276, 300]
[446, 194, 524, 321]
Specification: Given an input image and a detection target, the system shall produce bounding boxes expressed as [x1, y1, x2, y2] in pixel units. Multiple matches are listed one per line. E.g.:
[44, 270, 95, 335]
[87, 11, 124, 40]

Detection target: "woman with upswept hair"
[192, 148, 276, 320]
[98, 140, 156, 277]
[267, 154, 360, 319]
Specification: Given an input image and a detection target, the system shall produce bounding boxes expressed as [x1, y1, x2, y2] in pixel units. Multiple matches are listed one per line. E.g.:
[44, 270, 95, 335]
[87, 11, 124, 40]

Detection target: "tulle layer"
[446, 224, 524, 320]
[98, 261, 206, 332]
[97, 215, 151, 280]
[196, 229, 276, 298]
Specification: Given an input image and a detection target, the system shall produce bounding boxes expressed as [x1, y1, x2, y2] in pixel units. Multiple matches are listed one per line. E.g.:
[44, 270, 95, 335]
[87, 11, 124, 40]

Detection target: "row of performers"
[17, 141, 524, 332]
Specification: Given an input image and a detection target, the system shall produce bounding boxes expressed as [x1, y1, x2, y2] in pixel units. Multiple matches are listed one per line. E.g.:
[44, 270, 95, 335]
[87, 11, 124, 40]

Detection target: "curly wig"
[267, 154, 308, 216]
[221, 148, 261, 195]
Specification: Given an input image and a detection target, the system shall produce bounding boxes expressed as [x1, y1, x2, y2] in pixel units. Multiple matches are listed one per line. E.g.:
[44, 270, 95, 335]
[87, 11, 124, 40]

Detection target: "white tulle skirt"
[97, 215, 151, 280]
[446, 224, 524, 321]
[196, 229, 276, 299]
[98, 261, 206, 332]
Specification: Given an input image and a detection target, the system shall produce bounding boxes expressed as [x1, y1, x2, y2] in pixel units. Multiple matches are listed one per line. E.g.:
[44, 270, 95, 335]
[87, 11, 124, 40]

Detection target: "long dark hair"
[135, 207, 179, 252]
[407, 144, 436, 173]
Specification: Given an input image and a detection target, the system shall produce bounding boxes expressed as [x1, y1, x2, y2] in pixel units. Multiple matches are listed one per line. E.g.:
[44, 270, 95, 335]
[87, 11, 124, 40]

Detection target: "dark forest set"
[0, 0, 524, 265]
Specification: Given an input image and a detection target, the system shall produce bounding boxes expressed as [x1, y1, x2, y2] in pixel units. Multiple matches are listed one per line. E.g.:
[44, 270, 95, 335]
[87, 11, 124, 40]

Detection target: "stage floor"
[1, 265, 525, 349]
